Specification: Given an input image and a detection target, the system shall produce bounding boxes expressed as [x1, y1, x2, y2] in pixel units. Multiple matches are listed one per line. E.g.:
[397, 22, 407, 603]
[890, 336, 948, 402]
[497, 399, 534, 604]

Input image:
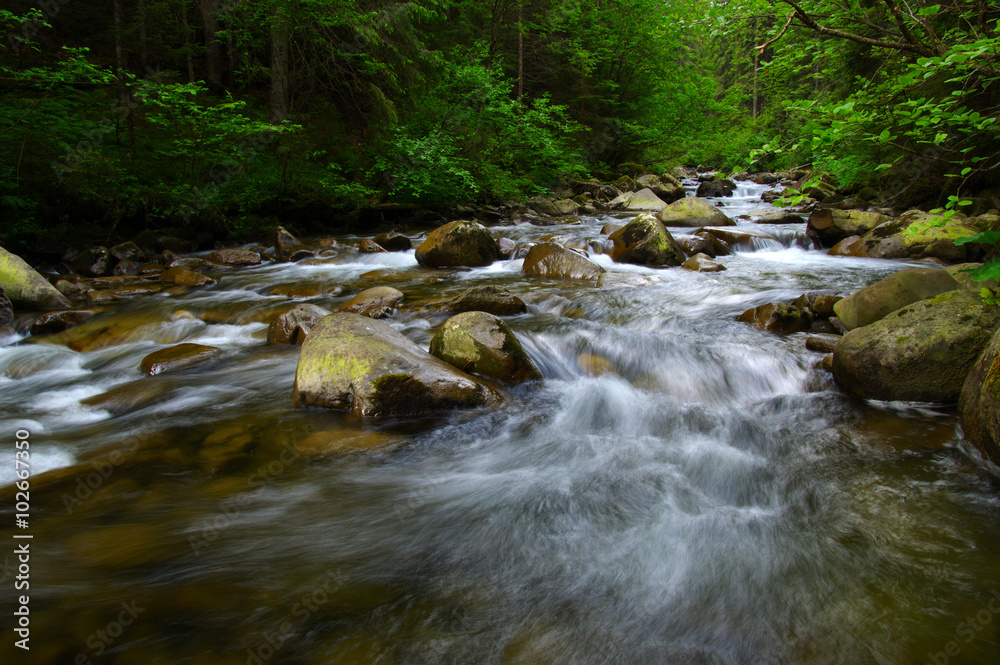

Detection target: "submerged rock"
[140, 343, 222, 376]
[267, 304, 329, 345]
[338, 286, 404, 319]
[0, 245, 71, 309]
[29, 309, 98, 335]
[522, 243, 605, 282]
[292, 313, 498, 416]
[832, 268, 960, 330]
[833, 290, 1000, 403]
[607, 213, 685, 266]
[442, 285, 527, 316]
[959, 328, 1000, 464]
[415, 220, 499, 268]
[658, 197, 735, 227]
[430, 311, 541, 383]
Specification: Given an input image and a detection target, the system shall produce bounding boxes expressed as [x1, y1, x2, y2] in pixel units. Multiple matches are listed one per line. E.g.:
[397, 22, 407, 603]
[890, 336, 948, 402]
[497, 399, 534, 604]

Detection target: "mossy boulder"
[832, 290, 1000, 403]
[607, 213, 685, 266]
[292, 313, 498, 416]
[807, 209, 888, 246]
[442, 285, 527, 316]
[635, 174, 684, 202]
[338, 286, 404, 319]
[609, 188, 668, 212]
[657, 197, 735, 227]
[0, 286, 12, 333]
[522, 243, 605, 282]
[959, 328, 1000, 464]
[267, 304, 329, 345]
[429, 311, 541, 383]
[833, 268, 961, 331]
[140, 343, 222, 376]
[0, 245, 71, 309]
[842, 211, 982, 263]
[414, 220, 499, 267]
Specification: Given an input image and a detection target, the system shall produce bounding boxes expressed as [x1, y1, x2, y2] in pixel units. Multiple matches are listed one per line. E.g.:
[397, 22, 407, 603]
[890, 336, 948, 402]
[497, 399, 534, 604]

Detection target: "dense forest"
[1, 0, 998, 250]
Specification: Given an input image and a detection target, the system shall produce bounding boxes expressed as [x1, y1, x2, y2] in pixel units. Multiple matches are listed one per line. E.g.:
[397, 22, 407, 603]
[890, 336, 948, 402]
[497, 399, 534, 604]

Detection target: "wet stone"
[140, 343, 223, 376]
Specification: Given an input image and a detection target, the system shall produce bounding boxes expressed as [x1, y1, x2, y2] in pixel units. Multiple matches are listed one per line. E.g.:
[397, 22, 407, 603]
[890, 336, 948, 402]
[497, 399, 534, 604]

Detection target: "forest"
[1, 0, 997, 250]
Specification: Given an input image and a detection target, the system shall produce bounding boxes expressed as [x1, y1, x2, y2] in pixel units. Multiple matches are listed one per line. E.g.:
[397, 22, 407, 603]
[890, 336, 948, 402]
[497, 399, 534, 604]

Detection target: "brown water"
[2, 182, 1000, 665]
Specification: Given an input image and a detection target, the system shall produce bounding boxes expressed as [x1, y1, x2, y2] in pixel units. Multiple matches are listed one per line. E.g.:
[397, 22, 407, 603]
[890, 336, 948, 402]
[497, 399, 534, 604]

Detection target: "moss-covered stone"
[609, 188, 668, 212]
[429, 311, 541, 383]
[832, 268, 960, 330]
[959, 327, 1000, 464]
[522, 243, 605, 282]
[807, 209, 888, 246]
[0, 245, 70, 309]
[844, 211, 982, 263]
[608, 213, 685, 266]
[292, 313, 499, 416]
[414, 220, 499, 267]
[833, 289, 1000, 403]
[657, 196, 735, 227]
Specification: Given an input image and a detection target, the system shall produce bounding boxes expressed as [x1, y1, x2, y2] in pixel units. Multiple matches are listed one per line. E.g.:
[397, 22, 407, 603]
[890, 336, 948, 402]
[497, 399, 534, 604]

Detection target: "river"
[2, 180, 999, 665]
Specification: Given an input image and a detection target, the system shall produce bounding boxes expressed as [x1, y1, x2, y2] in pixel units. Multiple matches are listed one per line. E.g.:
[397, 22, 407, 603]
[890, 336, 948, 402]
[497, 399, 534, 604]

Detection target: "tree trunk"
[517, 0, 524, 101]
[198, 0, 223, 93]
[137, 0, 148, 72]
[752, 21, 758, 119]
[269, 2, 291, 123]
[180, 4, 196, 83]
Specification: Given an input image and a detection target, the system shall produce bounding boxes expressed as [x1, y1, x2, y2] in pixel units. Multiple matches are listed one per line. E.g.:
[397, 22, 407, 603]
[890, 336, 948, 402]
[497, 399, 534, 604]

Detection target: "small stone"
[338, 287, 404, 319]
[140, 343, 222, 376]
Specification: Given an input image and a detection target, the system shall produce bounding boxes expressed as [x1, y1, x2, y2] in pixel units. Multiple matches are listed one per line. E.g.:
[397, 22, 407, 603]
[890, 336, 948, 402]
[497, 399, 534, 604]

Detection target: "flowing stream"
[2, 180, 1000, 665]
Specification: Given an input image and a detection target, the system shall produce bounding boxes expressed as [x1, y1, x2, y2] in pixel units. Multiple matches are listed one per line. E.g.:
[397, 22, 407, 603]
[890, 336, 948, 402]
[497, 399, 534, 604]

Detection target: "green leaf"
[956, 231, 1000, 246]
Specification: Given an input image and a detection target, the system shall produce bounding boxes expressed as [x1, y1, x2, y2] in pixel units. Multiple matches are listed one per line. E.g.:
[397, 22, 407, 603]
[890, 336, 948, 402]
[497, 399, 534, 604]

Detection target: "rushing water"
[2, 181, 1000, 665]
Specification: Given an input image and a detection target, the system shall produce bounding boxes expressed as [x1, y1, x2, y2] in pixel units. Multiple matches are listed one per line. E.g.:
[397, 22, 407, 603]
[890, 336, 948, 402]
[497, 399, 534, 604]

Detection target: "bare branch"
[757, 12, 795, 53]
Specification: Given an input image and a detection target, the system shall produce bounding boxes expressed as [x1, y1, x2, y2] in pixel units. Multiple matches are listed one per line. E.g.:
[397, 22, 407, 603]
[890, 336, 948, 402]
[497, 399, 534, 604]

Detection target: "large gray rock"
[0, 246, 71, 309]
[607, 213, 685, 266]
[959, 328, 1000, 464]
[635, 175, 684, 203]
[292, 313, 498, 416]
[832, 290, 1000, 403]
[338, 286, 404, 319]
[274, 226, 307, 261]
[658, 197, 735, 227]
[833, 268, 960, 331]
[522, 243, 605, 282]
[429, 311, 541, 383]
[807, 209, 888, 246]
[839, 211, 983, 263]
[609, 188, 668, 212]
[414, 221, 499, 267]
[696, 179, 736, 197]
[442, 285, 526, 316]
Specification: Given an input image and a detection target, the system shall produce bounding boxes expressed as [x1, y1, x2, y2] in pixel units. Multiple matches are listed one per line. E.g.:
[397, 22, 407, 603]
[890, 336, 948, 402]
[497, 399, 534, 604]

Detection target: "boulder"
[29, 309, 97, 335]
[846, 211, 982, 263]
[677, 235, 731, 258]
[0, 286, 12, 333]
[140, 343, 222, 376]
[442, 285, 527, 316]
[696, 179, 736, 197]
[414, 221, 499, 268]
[359, 239, 387, 254]
[497, 237, 516, 259]
[158, 267, 215, 287]
[205, 248, 262, 266]
[600, 223, 622, 236]
[658, 197, 735, 227]
[832, 268, 960, 331]
[751, 173, 779, 185]
[113, 260, 142, 276]
[607, 213, 685, 266]
[613, 175, 637, 192]
[696, 226, 778, 250]
[110, 241, 145, 262]
[737, 302, 813, 334]
[807, 209, 888, 246]
[832, 290, 1000, 403]
[522, 243, 605, 282]
[0, 246, 71, 309]
[373, 232, 412, 252]
[682, 253, 726, 272]
[292, 313, 498, 416]
[527, 196, 563, 217]
[609, 188, 668, 212]
[338, 286, 404, 319]
[959, 328, 1000, 464]
[754, 209, 805, 225]
[71, 246, 113, 277]
[635, 175, 684, 203]
[429, 311, 541, 383]
[267, 304, 329, 345]
[274, 226, 306, 261]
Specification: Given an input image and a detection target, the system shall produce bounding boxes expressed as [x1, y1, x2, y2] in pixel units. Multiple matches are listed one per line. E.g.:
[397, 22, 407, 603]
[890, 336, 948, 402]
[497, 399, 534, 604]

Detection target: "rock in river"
[206, 248, 262, 266]
[415, 220, 499, 268]
[292, 313, 498, 417]
[832, 268, 960, 331]
[522, 243, 605, 282]
[608, 213, 685, 266]
[0, 245, 71, 309]
[429, 311, 541, 383]
[267, 304, 329, 345]
[338, 286, 404, 319]
[960, 328, 1000, 465]
[833, 290, 1000, 403]
[442, 285, 527, 316]
[140, 343, 223, 376]
[658, 197, 735, 227]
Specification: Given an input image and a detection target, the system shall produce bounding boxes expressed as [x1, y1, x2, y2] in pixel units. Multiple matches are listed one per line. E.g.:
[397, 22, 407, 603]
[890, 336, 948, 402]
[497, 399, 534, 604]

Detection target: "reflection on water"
[1, 180, 998, 665]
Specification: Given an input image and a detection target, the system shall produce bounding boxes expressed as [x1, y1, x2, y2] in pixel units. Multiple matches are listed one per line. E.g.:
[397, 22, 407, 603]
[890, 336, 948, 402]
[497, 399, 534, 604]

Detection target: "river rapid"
[2, 181, 999, 665]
